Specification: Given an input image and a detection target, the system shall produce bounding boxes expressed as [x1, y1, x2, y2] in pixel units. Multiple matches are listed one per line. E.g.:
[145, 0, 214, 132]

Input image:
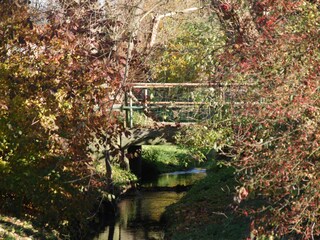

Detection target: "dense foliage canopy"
[165, 0, 319, 238]
[0, 0, 319, 239]
[0, 0, 126, 237]
[208, 1, 320, 238]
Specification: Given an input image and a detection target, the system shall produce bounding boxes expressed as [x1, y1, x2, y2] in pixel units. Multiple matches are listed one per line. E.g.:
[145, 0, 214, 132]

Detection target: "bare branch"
[150, 7, 202, 47]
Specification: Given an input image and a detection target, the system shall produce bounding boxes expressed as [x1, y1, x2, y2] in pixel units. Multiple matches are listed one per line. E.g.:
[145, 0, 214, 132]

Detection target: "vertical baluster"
[129, 87, 133, 128]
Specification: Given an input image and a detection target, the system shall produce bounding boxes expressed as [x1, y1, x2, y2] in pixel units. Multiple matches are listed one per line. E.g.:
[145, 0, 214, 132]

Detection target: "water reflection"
[93, 169, 206, 240]
[142, 168, 207, 188]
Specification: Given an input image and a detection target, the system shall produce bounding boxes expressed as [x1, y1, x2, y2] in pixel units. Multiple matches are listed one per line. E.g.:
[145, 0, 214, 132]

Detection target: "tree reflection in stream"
[93, 169, 206, 240]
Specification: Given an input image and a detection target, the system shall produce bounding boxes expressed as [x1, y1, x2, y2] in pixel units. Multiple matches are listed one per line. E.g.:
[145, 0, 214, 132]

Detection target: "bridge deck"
[118, 82, 253, 145]
[121, 122, 195, 148]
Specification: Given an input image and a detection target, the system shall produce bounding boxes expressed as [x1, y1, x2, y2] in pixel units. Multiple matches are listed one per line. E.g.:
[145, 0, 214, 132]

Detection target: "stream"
[93, 168, 206, 240]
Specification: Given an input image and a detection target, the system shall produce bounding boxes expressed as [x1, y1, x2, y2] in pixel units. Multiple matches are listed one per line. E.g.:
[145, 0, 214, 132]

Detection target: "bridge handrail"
[122, 82, 257, 127]
[126, 82, 256, 89]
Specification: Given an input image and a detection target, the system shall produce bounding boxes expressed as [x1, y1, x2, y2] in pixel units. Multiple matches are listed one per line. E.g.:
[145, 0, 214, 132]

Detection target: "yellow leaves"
[61, 220, 69, 226]
[0, 100, 8, 111]
[55, 89, 72, 112]
[62, 166, 69, 172]
[0, 158, 10, 173]
[39, 113, 58, 132]
[285, 2, 320, 34]
[25, 98, 59, 132]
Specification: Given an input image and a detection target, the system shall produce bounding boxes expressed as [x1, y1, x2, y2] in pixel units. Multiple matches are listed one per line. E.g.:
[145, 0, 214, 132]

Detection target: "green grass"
[142, 145, 202, 174]
[163, 164, 250, 240]
[112, 165, 138, 187]
[0, 215, 58, 240]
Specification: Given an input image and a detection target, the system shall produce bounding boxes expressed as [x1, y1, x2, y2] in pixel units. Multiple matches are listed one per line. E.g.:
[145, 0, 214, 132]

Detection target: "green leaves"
[175, 122, 233, 162]
[151, 20, 225, 83]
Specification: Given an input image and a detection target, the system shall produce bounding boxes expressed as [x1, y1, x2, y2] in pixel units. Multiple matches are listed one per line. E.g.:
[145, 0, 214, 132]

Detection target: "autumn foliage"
[0, 0, 319, 238]
[211, 1, 319, 238]
[0, 0, 126, 236]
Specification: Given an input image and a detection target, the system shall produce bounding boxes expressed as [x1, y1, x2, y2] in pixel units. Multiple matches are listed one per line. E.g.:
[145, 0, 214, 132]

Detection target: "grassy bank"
[0, 161, 136, 240]
[163, 164, 250, 240]
[0, 215, 58, 240]
[141, 145, 204, 174]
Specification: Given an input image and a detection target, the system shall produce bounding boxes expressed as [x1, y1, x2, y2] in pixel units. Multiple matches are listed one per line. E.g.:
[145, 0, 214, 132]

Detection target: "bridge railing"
[121, 82, 252, 128]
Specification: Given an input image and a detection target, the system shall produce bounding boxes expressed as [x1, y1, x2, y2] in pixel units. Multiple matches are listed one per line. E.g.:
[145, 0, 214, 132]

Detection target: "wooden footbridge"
[110, 82, 251, 177]
[115, 82, 249, 147]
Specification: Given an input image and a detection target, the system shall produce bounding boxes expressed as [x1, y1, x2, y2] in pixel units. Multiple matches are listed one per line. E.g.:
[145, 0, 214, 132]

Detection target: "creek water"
[93, 168, 206, 240]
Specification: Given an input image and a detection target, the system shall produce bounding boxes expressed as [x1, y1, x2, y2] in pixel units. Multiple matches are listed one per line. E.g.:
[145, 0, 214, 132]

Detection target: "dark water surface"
[93, 169, 206, 240]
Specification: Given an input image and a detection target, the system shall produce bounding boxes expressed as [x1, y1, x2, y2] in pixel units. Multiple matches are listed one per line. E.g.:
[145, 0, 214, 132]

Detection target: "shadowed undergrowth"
[163, 164, 250, 240]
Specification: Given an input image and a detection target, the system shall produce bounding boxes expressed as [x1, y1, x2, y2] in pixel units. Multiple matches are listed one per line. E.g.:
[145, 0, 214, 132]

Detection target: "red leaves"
[217, 0, 320, 237]
[239, 60, 250, 72]
[265, 16, 277, 28]
[220, 3, 232, 13]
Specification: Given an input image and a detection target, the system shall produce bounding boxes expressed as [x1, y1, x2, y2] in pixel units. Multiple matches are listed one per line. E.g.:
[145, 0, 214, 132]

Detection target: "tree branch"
[150, 7, 202, 47]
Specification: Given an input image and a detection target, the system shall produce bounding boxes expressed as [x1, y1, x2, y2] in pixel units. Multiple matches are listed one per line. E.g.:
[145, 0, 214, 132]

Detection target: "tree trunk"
[104, 150, 113, 188]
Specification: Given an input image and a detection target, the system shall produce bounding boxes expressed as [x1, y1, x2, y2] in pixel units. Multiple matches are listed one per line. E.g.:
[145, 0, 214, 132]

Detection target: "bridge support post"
[124, 88, 134, 128]
[127, 145, 142, 178]
[129, 87, 133, 128]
